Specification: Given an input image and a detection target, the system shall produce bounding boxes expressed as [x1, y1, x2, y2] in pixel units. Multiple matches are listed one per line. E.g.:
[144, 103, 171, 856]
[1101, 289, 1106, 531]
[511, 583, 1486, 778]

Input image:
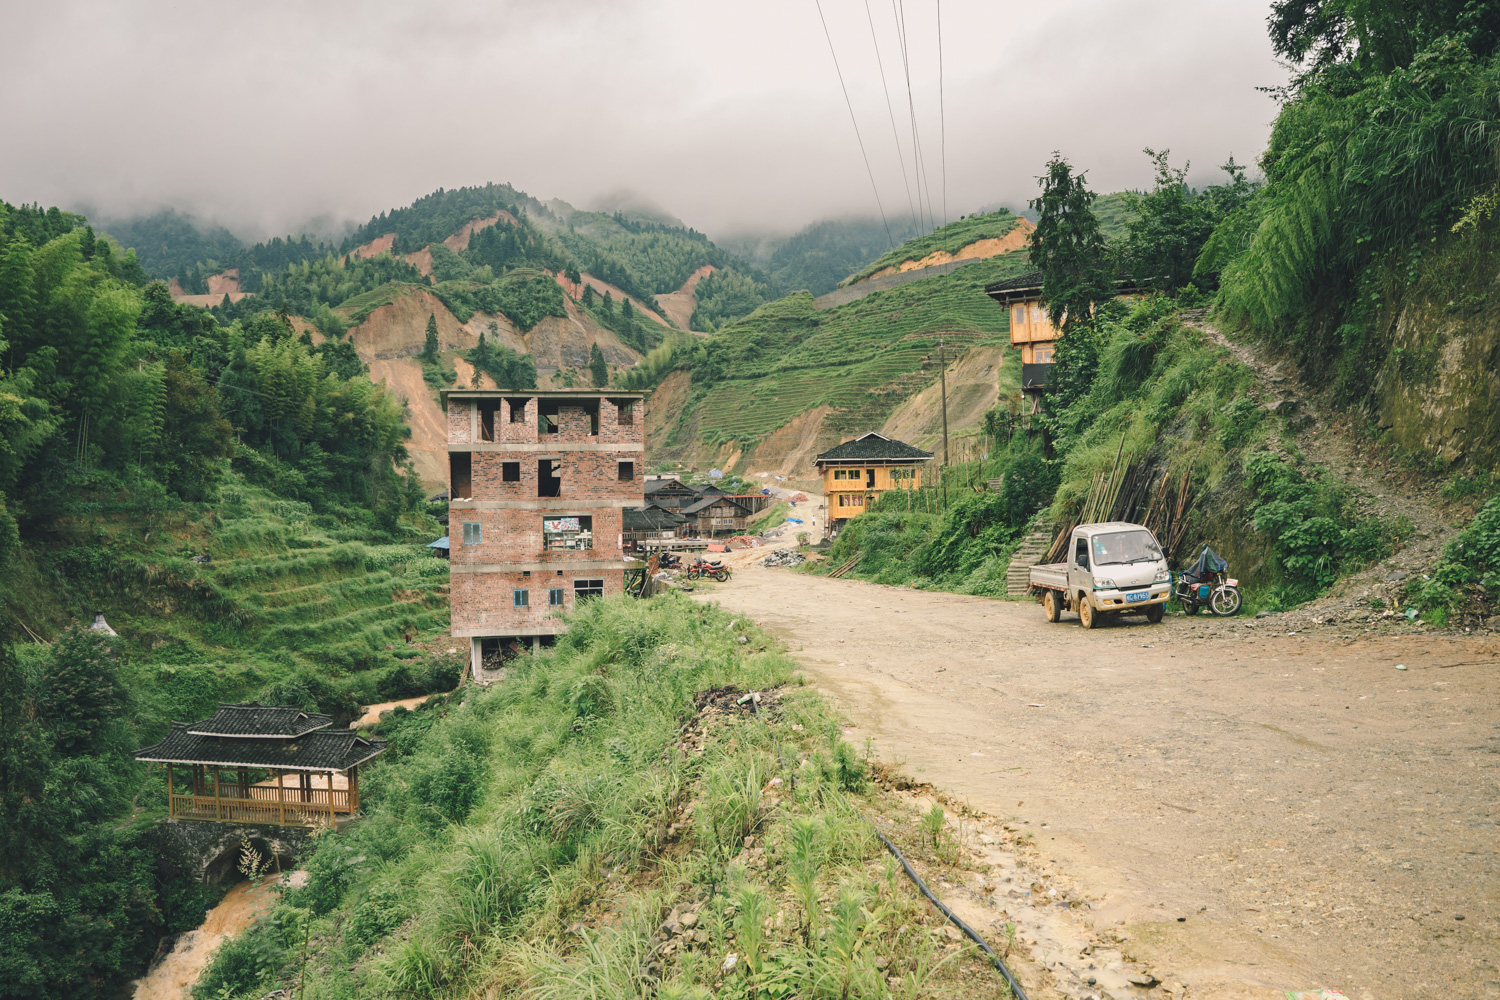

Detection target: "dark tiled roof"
[624, 506, 688, 530]
[681, 496, 751, 516]
[815, 432, 933, 464]
[187, 703, 333, 738]
[644, 479, 697, 496]
[135, 724, 387, 772]
[984, 269, 1045, 295]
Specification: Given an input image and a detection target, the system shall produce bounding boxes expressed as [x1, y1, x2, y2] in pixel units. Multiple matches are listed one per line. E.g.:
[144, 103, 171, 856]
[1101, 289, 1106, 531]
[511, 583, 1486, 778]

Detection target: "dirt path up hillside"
[1187, 315, 1464, 626]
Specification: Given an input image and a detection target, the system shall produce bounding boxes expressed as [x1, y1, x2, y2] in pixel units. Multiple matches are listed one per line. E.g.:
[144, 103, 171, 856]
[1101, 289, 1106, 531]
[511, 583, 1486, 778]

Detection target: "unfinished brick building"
[444, 389, 645, 674]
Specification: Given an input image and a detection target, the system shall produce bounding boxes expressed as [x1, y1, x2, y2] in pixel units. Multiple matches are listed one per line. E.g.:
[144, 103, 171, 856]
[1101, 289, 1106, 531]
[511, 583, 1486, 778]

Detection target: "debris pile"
[760, 549, 806, 568]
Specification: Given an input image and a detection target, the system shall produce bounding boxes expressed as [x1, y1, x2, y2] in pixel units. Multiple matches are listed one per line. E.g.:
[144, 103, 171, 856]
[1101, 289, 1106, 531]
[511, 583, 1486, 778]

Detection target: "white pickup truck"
[1029, 521, 1171, 628]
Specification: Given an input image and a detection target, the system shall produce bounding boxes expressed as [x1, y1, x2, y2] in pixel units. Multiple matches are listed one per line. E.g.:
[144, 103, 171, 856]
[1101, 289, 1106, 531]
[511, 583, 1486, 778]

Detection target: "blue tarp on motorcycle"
[1182, 545, 1228, 584]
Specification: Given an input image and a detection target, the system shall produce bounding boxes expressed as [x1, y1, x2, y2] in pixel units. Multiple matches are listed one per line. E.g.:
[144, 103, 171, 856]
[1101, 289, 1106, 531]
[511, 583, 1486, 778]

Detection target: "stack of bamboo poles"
[1041, 432, 1198, 565]
[1044, 433, 1132, 564]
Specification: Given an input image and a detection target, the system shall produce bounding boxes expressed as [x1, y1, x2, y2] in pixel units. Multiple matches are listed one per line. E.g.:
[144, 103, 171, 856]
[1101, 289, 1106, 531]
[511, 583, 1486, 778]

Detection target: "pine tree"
[1028, 153, 1111, 334]
[589, 342, 608, 387]
[420, 312, 440, 363]
[582, 284, 595, 306]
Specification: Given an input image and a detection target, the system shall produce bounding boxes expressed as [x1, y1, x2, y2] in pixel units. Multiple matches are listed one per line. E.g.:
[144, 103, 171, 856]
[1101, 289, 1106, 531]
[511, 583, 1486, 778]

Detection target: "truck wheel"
[1079, 597, 1099, 630]
[1145, 603, 1164, 623]
[1043, 590, 1061, 622]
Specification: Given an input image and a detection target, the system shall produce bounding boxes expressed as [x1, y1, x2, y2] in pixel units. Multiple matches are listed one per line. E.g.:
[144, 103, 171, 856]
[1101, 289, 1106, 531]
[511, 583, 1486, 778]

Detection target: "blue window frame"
[462, 522, 480, 544]
[549, 588, 565, 607]
[513, 589, 528, 607]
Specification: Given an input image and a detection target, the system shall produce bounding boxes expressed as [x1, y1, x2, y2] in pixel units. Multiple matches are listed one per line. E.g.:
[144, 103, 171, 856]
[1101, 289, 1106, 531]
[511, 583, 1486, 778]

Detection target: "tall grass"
[197, 595, 983, 999]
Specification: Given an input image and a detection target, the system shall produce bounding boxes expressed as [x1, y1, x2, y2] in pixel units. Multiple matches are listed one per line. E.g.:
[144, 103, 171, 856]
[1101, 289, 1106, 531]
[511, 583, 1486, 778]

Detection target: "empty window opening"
[478, 401, 499, 442]
[502, 461, 521, 482]
[462, 522, 480, 544]
[615, 400, 634, 425]
[537, 459, 561, 498]
[538, 400, 559, 435]
[574, 579, 605, 601]
[543, 515, 593, 551]
[449, 451, 472, 499]
[508, 399, 528, 423]
[549, 588, 565, 607]
[618, 461, 635, 482]
[865, 468, 875, 488]
[513, 589, 529, 607]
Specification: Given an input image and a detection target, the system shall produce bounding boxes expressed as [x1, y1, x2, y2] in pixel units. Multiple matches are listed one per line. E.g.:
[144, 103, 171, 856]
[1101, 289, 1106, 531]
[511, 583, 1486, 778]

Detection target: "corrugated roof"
[135, 724, 387, 772]
[187, 703, 333, 738]
[815, 432, 933, 464]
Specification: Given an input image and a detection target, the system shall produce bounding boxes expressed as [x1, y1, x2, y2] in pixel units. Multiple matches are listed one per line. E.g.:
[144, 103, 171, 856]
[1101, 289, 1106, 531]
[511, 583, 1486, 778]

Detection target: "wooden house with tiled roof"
[134, 703, 387, 827]
[815, 432, 932, 533]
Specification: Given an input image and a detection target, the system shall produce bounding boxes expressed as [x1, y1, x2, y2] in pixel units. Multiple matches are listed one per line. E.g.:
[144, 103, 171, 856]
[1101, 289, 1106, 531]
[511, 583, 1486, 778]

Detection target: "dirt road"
[695, 558, 1500, 999]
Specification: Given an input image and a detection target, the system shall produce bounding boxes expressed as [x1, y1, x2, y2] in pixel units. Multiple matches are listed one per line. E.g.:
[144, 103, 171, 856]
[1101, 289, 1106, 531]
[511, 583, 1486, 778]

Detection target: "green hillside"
[841, 210, 1023, 285]
[721, 215, 926, 297]
[638, 253, 1031, 451]
[0, 199, 454, 995]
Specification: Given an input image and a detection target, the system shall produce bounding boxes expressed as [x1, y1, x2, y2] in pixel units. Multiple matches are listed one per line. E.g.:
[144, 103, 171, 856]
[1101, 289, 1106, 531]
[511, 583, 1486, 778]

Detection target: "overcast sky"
[0, 0, 1286, 242]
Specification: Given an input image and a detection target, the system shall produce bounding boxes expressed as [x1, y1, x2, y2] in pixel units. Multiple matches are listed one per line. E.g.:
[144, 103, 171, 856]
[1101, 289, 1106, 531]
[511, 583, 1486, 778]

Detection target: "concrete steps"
[1005, 526, 1056, 596]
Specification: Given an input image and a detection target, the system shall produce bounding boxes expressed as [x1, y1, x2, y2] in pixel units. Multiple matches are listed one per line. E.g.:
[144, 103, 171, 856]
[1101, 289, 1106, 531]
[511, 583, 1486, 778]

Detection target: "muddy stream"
[132, 873, 283, 999]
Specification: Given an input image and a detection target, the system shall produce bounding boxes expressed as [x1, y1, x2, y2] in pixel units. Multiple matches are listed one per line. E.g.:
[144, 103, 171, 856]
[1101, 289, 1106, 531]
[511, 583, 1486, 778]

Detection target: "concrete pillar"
[470, 636, 482, 679]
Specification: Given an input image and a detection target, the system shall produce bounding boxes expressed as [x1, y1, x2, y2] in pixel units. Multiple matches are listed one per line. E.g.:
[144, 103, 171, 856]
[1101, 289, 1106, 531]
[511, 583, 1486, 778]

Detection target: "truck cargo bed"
[1028, 562, 1069, 590]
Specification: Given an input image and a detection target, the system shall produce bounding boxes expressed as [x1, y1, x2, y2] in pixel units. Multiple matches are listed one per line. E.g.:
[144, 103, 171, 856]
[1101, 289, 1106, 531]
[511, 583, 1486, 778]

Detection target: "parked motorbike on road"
[686, 557, 731, 582]
[1175, 544, 1242, 616]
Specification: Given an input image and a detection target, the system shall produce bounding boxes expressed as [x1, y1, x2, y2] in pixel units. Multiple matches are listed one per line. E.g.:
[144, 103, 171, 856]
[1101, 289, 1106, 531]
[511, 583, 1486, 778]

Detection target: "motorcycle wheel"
[1184, 602, 1201, 615]
[686, 569, 699, 581]
[1211, 586, 1243, 616]
[714, 570, 729, 582]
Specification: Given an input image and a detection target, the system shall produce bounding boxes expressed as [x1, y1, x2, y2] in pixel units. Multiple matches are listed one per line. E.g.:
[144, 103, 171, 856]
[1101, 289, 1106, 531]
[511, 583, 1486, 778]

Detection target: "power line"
[815, 0, 896, 249]
[937, 0, 947, 226]
[864, 0, 920, 234]
[893, 0, 937, 232]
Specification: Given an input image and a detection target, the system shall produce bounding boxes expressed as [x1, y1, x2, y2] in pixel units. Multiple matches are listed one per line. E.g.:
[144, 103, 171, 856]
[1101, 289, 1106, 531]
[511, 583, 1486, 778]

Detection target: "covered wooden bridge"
[135, 703, 388, 828]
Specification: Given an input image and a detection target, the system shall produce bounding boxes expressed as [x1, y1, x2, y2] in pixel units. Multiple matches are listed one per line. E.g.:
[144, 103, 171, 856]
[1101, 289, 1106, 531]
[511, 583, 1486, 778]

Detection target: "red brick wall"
[449, 507, 626, 565]
[450, 568, 624, 634]
[465, 451, 643, 503]
[448, 400, 472, 444]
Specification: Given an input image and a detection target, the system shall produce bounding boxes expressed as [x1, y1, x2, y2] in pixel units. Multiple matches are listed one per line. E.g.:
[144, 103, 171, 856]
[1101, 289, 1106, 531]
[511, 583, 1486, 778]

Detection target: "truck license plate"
[1127, 591, 1148, 602]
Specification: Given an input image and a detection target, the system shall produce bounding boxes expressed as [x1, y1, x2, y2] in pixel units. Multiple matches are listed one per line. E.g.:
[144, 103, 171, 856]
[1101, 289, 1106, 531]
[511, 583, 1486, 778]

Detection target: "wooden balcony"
[166, 767, 360, 828]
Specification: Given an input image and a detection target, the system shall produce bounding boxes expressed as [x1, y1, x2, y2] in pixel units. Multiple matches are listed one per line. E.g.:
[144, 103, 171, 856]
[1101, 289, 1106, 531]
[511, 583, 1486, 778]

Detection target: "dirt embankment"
[880, 344, 1006, 451]
[861, 218, 1035, 283]
[404, 246, 434, 278]
[346, 233, 396, 261]
[170, 268, 252, 307]
[577, 273, 672, 327]
[444, 210, 517, 253]
[654, 264, 716, 330]
[746, 405, 835, 478]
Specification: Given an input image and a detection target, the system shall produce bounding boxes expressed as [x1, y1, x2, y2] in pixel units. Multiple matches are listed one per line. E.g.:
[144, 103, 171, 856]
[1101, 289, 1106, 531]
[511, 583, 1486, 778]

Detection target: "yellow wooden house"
[814, 432, 932, 534]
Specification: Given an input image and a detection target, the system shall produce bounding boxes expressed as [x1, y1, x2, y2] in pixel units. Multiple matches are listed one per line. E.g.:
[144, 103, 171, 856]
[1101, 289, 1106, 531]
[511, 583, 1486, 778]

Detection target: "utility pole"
[939, 337, 950, 510]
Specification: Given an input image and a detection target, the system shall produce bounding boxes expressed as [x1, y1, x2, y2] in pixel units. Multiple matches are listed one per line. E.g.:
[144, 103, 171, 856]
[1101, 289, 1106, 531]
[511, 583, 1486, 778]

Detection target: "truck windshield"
[1091, 529, 1163, 566]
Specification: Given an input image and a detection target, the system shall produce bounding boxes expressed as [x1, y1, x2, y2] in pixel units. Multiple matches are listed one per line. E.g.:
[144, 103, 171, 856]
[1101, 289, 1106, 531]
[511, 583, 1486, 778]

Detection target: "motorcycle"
[656, 552, 683, 570]
[1175, 544, 1242, 616]
[686, 557, 731, 583]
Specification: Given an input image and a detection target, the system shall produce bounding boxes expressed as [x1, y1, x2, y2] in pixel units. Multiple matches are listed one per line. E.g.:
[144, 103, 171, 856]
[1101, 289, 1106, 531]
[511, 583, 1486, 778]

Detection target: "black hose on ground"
[867, 822, 1030, 1000]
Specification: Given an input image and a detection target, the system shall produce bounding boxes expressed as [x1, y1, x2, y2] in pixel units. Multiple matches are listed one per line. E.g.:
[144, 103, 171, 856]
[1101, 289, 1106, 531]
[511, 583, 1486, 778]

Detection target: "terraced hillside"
[51, 478, 457, 717]
[647, 253, 1031, 472]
